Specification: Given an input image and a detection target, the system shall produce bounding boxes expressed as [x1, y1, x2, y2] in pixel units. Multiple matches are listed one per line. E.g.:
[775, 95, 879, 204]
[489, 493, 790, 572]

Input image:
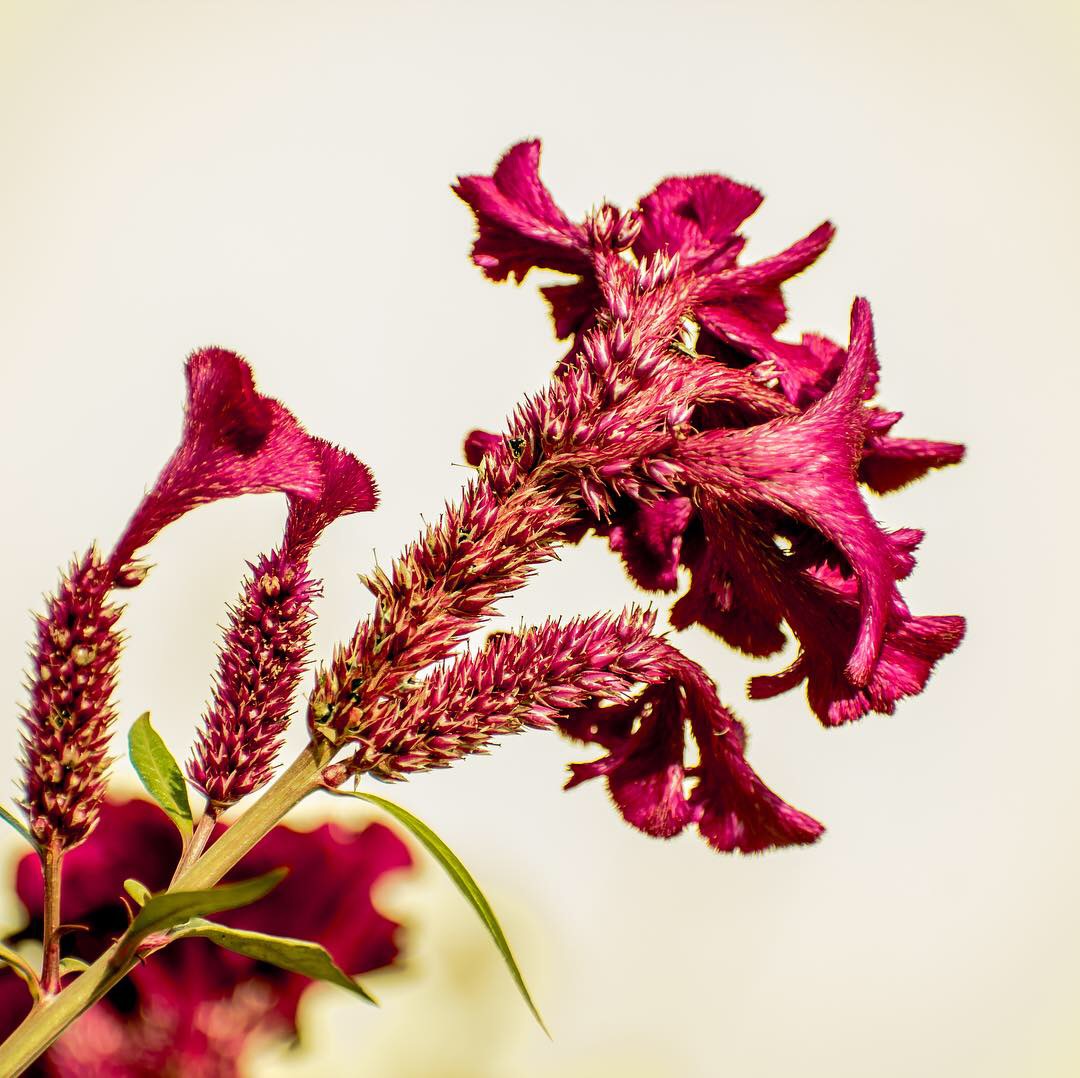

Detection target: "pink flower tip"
[109, 348, 324, 583]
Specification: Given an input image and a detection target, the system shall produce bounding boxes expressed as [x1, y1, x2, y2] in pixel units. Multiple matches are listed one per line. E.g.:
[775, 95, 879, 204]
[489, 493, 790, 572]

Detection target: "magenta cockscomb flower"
[20, 349, 326, 854]
[1, 798, 412, 1072]
[325, 606, 822, 853]
[429, 139, 964, 842]
[189, 441, 377, 808]
[109, 348, 323, 585]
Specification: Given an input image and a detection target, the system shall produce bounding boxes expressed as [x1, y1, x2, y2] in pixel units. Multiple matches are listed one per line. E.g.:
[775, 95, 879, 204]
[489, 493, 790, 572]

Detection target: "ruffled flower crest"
[110, 348, 323, 584]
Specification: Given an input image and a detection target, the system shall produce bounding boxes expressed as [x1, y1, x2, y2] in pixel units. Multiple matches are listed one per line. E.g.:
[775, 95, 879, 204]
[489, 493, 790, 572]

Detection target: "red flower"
[1, 799, 411, 1072]
[109, 348, 323, 584]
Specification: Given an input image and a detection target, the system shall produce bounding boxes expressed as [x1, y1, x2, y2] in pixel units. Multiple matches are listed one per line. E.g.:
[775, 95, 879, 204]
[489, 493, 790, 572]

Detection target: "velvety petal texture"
[110, 348, 323, 581]
[562, 647, 824, 853]
[453, 140, 591, 283]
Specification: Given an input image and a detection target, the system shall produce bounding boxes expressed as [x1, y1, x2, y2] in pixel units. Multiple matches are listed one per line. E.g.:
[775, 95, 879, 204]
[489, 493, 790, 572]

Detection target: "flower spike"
[190, 439, 378, 808]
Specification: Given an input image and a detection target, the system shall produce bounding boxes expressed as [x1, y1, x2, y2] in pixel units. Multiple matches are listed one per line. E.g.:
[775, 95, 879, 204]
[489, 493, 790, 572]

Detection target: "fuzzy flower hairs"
[304, 139, 964, 850]
[17, 349, 373, 992]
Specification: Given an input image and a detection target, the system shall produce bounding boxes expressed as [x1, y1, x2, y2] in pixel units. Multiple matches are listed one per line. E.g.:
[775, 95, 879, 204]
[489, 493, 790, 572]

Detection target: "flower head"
[189, 440, 378, 808]
[110, 348, 323, 585]
[446, 139, 965, 839]
[19, 349, 332, 852]
[19, 549, 122, 851]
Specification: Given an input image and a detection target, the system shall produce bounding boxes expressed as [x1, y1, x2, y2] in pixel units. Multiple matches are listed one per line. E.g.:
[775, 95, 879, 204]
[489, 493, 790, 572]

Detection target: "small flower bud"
[613, 209, 642, 251]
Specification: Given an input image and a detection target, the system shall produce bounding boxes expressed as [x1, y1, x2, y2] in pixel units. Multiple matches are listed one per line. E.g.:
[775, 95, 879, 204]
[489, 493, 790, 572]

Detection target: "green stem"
[39, 846, 62, 997]
[168, 805, 217, 887]
[0, 741, 333, 1077]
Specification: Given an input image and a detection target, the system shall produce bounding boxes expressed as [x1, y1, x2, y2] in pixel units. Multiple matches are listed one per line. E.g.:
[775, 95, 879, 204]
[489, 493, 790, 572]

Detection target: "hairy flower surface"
[189, 441, 377, 807]
[19, 550, 122, 851]
[109, 348, 323, 585]
[0, 798, 412, 1073]
[440, 140, 966, 838]
[18, 349, 330, 851]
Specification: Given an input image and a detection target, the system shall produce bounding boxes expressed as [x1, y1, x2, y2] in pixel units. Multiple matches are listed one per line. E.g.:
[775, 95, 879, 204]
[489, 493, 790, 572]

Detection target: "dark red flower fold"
[453, 140, 591, 283]
[562, 646, 823, 853]
[110, 348, 323, 583]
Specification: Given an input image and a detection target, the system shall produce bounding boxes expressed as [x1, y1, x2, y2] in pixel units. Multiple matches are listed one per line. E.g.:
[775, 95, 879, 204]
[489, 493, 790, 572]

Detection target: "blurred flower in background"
[0, 798, 411, 1075]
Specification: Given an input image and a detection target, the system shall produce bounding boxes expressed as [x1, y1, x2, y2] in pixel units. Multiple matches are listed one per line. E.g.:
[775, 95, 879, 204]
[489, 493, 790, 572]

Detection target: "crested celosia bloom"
[0, 798, 411, 1073]
[189, 441, 377, 808]
[2, 139, 968, 1075]
[19, 349, 326, 853]
[307, 139, 964, 852]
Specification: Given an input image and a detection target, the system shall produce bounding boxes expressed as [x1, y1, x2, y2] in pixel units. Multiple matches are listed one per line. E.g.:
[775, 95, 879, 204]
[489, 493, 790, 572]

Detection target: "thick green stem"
[0, 741, 333, 1077]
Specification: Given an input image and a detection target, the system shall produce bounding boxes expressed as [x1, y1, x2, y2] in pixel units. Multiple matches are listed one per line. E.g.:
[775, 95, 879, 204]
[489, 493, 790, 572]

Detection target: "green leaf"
[337, 790, 548, 1035]
[124, 879, 151, 907]
[59, 956, 90, 976]
[125, 869, 287, 948]
[0, 803, 36, 849]
[0, 941, 40, 999]
[172, 919, 376, 1004]
[128, 712, 193, 841]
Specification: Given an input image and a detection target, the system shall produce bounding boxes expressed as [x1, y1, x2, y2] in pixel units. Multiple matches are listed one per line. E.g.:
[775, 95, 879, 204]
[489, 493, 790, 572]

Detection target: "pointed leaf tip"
[128, 712, 193, 841]
[173, 920, 377, 1004]
[334, 789, 549, 1036]
[124, 878, 152, 907]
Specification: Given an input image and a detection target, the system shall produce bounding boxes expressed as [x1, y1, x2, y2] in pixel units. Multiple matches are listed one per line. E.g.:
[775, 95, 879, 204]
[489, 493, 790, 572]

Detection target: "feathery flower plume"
[20, 349, 326, 853]
[189, 442, 377, 808]
[328, 606, 822, 854]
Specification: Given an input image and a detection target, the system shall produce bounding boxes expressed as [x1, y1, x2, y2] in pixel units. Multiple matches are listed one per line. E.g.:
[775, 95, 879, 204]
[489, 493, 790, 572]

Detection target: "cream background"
[1, 1, 1078, 1075]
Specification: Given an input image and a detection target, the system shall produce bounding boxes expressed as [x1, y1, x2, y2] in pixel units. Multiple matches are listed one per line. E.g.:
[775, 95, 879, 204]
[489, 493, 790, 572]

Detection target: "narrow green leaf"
[125, 869, 287, 948]
[59, 956, 90, 976]
[172, 918, 376, 1004]
[124, 878, 151, 907]
[0, 941, 40, 999]
[128, 712, 193, 841]
[0, 803, 36, 849]
[337, 790, 547, 1035]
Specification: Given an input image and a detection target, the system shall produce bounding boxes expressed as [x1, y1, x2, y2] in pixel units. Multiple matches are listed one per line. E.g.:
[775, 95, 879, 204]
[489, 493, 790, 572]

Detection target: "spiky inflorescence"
[188, 551, 320, 808]
[20, 550, 123, 851]
[18, 349, 329, 851]
[190, 441, 377, 807]
[332, 608, 664, 779]
[307, 140, 964, 855]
